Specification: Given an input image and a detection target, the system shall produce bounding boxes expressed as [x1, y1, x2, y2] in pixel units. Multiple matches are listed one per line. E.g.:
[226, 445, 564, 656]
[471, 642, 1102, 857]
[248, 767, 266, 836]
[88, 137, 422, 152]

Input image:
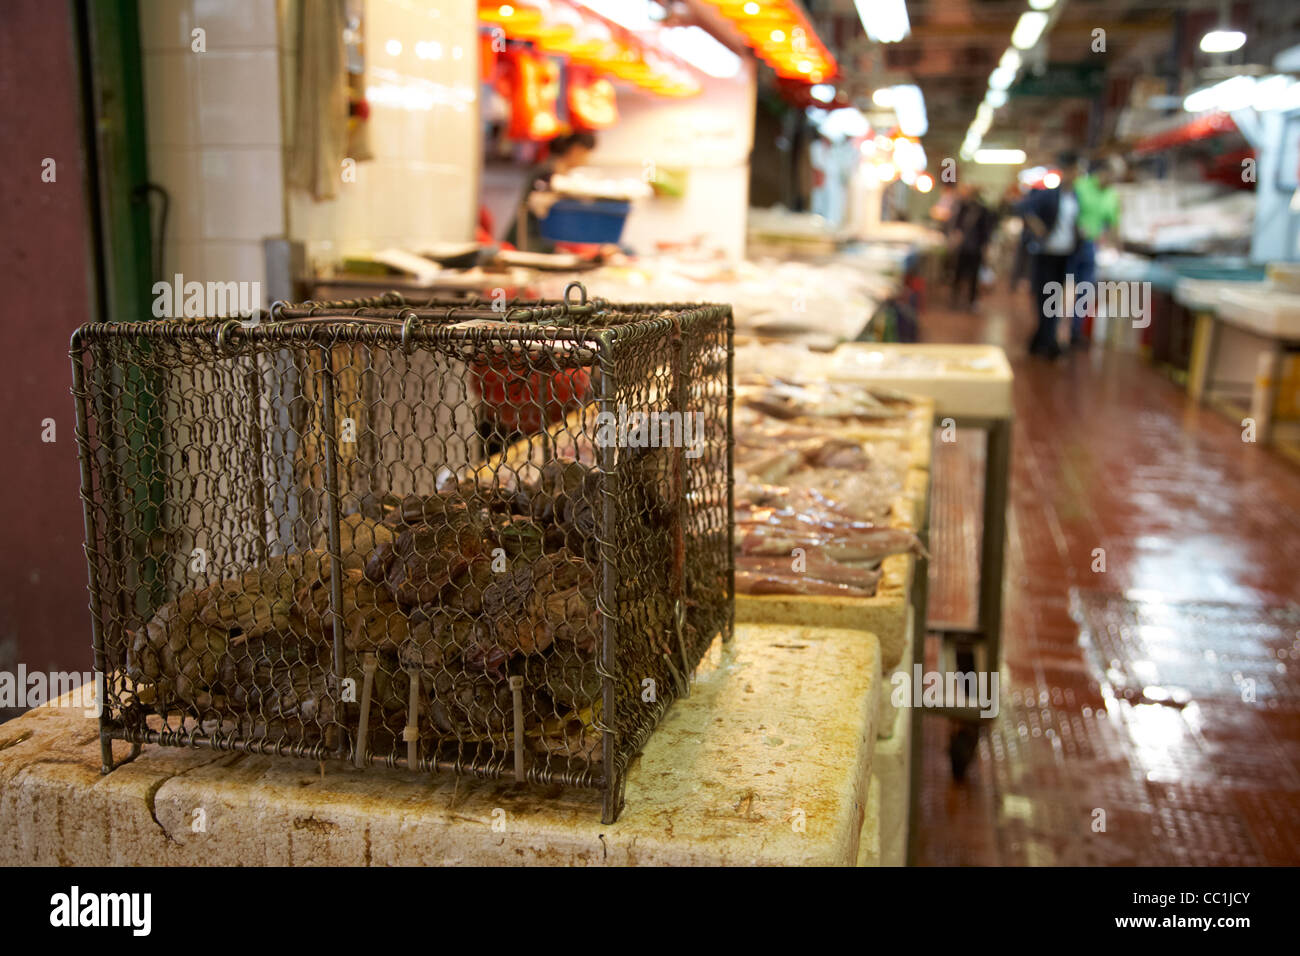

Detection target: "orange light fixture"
[479, 0, 701, 99]
[479, 2, 544, 32]
[700, 0, 835, 82]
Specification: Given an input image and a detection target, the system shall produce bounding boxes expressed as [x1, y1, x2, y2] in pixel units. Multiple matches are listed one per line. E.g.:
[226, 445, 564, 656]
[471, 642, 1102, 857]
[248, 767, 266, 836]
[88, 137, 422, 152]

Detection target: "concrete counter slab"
[0, 622, 881, 866]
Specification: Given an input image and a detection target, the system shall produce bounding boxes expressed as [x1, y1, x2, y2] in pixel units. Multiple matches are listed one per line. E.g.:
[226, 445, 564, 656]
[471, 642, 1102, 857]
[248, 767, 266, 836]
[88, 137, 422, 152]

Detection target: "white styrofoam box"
[830, 343, 1014, 419]
[870, 699, 911, 867]
[1215, 288, 1300, 340]
[1172, 278, 1260, 312]
[876, 604, 915, 740]
[857, 772, 886, 866]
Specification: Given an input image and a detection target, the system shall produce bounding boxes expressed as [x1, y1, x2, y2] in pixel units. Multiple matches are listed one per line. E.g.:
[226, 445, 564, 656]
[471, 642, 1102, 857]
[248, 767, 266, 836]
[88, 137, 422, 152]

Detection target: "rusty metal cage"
[70, 284, 734, 822]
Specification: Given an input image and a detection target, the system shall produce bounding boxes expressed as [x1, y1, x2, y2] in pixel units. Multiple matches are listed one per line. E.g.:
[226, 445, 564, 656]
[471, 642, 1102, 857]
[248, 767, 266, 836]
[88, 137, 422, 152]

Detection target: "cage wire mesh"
[70, 285, 734, 822]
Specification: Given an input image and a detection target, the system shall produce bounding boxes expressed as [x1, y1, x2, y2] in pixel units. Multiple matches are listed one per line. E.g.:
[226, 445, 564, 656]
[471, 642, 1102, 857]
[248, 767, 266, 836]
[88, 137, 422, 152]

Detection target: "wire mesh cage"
[70, 284, 734, 822]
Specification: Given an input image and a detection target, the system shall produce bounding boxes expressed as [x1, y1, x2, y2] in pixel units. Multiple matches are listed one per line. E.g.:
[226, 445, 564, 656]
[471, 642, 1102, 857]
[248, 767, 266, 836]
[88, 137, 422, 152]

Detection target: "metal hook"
[563, 281, 588, 309]
[215, 319, 244, 353]
[398, 308, 420, 352]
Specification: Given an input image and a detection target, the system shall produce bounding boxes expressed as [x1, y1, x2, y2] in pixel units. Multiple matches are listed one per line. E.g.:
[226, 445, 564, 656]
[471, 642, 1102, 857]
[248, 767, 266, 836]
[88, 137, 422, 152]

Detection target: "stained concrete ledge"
[0, 622, 881, 866]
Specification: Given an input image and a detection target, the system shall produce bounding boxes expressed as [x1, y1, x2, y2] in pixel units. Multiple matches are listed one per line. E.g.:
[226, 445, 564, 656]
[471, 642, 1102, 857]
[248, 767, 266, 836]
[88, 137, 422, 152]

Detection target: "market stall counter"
[1187, 282, 1300, 450]
[0, 622, 884, 867]
[790, 342, 1014, 864]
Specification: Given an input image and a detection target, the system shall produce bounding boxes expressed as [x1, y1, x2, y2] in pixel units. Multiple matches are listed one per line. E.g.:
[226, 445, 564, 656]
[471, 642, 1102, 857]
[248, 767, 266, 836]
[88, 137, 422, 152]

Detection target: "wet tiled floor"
[913, 287, 1300, 866]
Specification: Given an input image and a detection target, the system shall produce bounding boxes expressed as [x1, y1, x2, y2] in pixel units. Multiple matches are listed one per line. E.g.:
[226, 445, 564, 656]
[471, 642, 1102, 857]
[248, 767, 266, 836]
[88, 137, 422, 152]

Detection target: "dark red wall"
[0, 1, 98, 688]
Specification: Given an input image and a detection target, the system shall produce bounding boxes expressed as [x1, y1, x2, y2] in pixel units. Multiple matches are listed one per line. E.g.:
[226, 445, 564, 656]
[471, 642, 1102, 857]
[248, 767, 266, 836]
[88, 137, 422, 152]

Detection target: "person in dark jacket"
[948, 185, 995, 309]
[1013, 153, 1081, 359]
[504, 131, 596, 252]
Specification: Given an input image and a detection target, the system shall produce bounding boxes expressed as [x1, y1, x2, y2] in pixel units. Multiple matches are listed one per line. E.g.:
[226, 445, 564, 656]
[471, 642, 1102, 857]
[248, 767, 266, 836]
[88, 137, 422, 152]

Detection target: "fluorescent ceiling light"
[661, 25, 741, 78]
[893, 137, 926, 172]
[888, 84, 928, 137]
[1011, 12, 1049, 50]
[810, 83, 836, 103]
[999, 48, 1021, 71]
[1182, 84, 1217, 113]
[989, 65, 1018, 91]
[974, 148, 1026, 165]
[855, 0, 910, 45]
[1028, 0, 1056, 10]
[814, 106, 870, 140]
[1214, 74, 1261, 111]
[1200, 29, 1246, 54]
[985, 89, 1007, 108]
[1184, 74, 1258, 113]
[1250, 74, 1290, 111]
[870, 84, 926, 137]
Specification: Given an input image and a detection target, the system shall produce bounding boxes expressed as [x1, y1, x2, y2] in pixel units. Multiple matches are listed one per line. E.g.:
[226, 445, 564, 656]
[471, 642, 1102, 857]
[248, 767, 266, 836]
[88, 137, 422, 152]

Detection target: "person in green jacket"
[1068, 156, 1122, 345]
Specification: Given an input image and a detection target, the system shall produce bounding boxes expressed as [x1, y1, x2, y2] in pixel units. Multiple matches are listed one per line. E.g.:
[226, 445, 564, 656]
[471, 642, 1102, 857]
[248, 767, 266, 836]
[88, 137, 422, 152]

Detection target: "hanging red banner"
[567, 66, 617, 130]
[506, 48, 562, 141]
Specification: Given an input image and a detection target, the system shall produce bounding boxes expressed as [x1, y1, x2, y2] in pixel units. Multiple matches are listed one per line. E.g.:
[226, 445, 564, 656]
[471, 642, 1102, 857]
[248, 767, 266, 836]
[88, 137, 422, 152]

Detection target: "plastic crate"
[539, 198, 630, 244]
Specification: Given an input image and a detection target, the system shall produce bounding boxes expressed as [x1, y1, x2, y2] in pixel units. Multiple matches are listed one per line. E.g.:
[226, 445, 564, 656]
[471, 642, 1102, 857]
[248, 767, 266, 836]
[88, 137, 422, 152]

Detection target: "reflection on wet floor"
[914, 288, 1300, 866]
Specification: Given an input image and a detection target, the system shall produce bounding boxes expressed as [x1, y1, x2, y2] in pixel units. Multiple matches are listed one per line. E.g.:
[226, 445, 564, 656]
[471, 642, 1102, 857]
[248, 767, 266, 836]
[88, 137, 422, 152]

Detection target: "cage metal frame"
[70, 284, 734, 822]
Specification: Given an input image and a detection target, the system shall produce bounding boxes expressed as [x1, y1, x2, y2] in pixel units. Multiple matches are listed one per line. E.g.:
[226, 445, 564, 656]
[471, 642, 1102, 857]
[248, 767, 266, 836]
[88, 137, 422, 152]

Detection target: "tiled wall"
[140, 0, 285, 304]
[139, 0, 481, 298]
[283, 0, 481, 269]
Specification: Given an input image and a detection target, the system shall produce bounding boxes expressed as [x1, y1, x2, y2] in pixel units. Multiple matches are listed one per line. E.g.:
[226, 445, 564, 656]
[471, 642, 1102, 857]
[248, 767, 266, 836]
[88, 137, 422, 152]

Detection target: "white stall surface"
[1173, 278, 1266, 313]
[830, 344, 1014, 419]
[1215, 288, 1300, 340]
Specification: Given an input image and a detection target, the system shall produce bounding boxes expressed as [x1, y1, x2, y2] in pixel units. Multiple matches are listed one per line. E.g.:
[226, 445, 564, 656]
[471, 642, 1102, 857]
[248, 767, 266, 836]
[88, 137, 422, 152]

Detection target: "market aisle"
[914, 284, 1300, 866]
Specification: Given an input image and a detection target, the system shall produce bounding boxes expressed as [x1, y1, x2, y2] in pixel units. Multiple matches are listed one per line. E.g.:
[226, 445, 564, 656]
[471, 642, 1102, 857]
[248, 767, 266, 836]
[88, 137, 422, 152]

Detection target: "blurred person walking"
[948, 186, 996, 310]
[1068, 156, 1122, 346]
[1014, 153, 1081, 359]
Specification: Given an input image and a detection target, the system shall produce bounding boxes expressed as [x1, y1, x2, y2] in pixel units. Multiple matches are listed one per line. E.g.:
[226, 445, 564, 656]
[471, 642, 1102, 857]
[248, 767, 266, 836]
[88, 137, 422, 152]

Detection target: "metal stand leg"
[979, 419, 1011, 677]
[907, 416, 1011, 861]
[1188, 313, 1218, 403]
[1251, 347, 1282, 446]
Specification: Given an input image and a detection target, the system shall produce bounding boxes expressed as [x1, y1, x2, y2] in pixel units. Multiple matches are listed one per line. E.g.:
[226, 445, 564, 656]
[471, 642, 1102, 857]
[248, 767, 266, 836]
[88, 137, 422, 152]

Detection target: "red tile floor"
[913, 284, 1300, 866]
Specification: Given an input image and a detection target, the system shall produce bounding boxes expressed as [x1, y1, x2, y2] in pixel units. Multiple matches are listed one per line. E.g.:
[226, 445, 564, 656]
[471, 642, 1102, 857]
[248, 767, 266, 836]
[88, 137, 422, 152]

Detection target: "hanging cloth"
[288, 0, 349, 201]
